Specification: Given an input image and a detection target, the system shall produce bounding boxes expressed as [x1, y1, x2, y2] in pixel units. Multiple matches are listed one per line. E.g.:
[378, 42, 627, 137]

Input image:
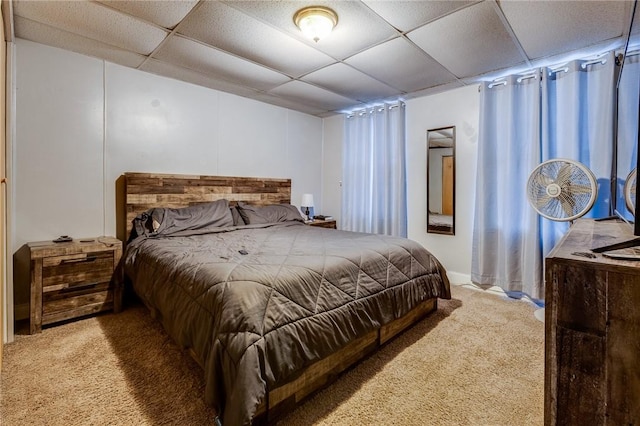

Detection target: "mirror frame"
[427, 126, 456, 235]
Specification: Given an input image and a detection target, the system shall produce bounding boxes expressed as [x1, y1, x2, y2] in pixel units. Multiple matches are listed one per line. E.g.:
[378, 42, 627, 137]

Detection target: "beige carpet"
[1, 285, 544, 425]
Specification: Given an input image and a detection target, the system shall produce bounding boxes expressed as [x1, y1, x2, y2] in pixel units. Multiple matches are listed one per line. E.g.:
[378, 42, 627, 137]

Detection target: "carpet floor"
[1, 285, 544, 425]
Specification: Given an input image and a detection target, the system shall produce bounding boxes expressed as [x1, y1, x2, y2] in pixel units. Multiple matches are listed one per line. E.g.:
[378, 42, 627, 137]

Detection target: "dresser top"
[547, 219, 640, 270]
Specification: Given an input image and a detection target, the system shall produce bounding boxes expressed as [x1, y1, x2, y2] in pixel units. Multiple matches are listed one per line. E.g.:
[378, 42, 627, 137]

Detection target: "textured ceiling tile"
[499, 0, 627, 60]
[97, 0, 200, 29]
[362, 0, 478, 32]
[302, 63, 399, 102]
[346, 37, 458, 93]
[13, 0, 168, 55]
[268, 81, 359, 112]
[226, 1, 398, 60]
[177, 1, 335, 77]
[251, 92, 329, 116]
[140, 58, 262, 99]
[154, 36, 291, 91]
[408, 1, 525, 78]
[404, 80, 467, 100]
[15, 16, 146, 68]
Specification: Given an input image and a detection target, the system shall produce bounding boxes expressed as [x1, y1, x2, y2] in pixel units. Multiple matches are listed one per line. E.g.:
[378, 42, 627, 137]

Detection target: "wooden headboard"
[120, 173, 291, 241]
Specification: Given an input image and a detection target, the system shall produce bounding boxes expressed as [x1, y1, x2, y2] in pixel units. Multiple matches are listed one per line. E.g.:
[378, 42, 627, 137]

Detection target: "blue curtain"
[342, 102, 407, 237]
[471, 73, 543, 298]
[616, 54, 640, 221]
[472, 52, 616, 300]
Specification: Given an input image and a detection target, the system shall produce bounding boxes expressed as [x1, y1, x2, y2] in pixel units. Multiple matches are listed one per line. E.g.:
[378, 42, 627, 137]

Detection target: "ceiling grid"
[11, 0, 636, 117]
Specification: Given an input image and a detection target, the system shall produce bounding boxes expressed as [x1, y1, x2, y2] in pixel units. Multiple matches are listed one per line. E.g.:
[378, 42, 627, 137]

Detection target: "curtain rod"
[488, 53, 611, 88]
[346, 102, 405, 118]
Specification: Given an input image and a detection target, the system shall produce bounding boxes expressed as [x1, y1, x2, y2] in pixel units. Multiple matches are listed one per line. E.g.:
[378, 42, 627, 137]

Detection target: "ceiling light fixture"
[293, 6, 338, 43]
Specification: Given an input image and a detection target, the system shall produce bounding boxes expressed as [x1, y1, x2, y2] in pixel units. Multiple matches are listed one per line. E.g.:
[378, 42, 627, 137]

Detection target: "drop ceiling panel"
[141, 58, 262, 99]
[15, 16, 147, 68]
[142, 59, 328, 116]
[9, 0, 637, 118]
[154, 35, 291, 91]
[13, 0, 168, 55]
[346, 37, 458, 93]
[96, 0, 200, 30]
[252, 92, 331, 117]
[408, 1, 525, 78]
[226, 1, 398, 60]
[268, 81, 358, 112]
[363, 0, 479, 32]
[177, 1, 335, 77]
[499, 0, 627, 60]
[302, 63, 399, 102]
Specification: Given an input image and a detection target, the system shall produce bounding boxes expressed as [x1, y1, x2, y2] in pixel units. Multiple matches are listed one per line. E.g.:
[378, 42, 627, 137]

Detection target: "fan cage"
[526, 158, 598, 222]
[624, 168, 637, 215]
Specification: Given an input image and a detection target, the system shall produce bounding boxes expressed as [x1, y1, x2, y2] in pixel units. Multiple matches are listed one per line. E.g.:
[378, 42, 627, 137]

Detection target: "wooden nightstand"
[28, 237, 123, 334]
[307, 219, 337, 229]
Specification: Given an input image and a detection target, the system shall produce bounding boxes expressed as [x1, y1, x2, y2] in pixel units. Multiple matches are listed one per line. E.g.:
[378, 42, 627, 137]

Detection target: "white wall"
[12, 39, 323, 311]
[322, 85, 480, 283]
[14, 39, 323, 250]
[406, 85, 479, 283]
[321, 114, 343, 224]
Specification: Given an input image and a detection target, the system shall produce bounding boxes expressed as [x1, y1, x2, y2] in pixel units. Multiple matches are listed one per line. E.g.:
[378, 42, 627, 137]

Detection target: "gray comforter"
[124, 221, 450, 425]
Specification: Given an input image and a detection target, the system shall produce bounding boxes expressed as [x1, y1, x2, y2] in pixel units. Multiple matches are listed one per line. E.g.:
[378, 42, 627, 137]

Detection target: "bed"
[120, 173, 451, 425]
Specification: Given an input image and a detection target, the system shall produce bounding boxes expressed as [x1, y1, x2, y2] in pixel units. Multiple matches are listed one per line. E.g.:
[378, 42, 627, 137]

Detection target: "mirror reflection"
[427, 126, 455, 235]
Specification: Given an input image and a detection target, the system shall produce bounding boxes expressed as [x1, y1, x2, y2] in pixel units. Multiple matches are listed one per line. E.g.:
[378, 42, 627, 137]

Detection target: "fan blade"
[533, 194, 553, 210]
[555, 163, 574, 186]
[531, 172, 554, 189]
[546, 198, 564, 219]
[567, 184, 594, 195]
[559, 194, 576, 218]
[539, 163, 560, 182]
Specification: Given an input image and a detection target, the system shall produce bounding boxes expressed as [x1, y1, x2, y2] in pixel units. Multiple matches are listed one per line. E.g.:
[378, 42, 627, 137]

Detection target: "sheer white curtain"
[540, 53, 616, 255]
[342, 102, 407, 237]
[471, 73, 542, 298]
[472, 52, 616, 300]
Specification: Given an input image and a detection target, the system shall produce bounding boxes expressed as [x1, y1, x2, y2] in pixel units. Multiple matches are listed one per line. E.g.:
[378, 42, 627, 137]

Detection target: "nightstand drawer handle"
[61, 256, 97, 264]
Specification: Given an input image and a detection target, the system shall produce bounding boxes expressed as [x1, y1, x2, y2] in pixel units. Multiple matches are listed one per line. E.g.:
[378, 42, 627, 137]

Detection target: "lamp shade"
[301, 193, 314, 207]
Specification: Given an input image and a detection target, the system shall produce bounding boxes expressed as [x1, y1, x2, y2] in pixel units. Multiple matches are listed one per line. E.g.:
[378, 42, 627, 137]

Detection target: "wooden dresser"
[545, 219, 640, 425]
[28, 237, 122, 334]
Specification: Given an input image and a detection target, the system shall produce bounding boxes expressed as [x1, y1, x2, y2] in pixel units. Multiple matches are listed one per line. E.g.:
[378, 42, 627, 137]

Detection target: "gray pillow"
[230, 206, 246, 226]
[236, 202, 304, 224]
[151, 199, 234, 235]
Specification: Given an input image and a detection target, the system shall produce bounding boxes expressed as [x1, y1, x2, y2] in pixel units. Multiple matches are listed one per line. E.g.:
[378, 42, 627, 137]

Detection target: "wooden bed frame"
[120, 172, 438, 424]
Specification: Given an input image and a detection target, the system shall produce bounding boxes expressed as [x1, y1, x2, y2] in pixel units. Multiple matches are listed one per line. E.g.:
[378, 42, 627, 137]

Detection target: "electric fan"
[526, 158, 598, 222]
[526, 158, 598, 324]
[624, 168, 637, 214]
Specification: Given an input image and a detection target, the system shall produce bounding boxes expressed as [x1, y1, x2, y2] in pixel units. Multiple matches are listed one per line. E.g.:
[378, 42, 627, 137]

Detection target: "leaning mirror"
[427, 126, 456, 235]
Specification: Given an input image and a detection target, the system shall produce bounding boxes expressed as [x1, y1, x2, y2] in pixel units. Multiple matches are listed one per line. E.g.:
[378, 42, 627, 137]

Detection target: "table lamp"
[301, 193, 314, 220]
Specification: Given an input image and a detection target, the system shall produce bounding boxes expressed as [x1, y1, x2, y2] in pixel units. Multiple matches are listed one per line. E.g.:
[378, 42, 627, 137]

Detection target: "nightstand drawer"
[43, 282, 114, 325]
[42, 251, 114, 291]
